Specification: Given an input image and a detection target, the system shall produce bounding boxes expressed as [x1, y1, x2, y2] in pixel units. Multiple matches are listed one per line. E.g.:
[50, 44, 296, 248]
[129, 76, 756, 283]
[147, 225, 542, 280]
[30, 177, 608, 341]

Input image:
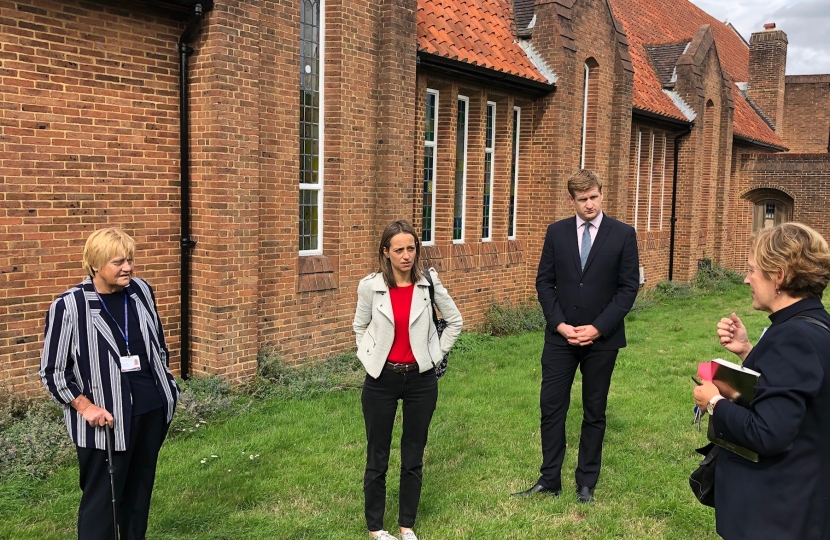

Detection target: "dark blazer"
[536, 213, 640, 350]
[39, 277, 178, 452]
[711, 298, 830, 540]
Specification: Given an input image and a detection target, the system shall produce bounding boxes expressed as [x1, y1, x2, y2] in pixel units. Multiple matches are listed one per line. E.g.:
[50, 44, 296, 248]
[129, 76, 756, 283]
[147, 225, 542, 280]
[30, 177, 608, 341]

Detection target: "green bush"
[481, 298, 546, 336]
[633, 261, 744, 312]
[693, 259, 744, 290]
[169, 375, 241, 437]
[0, 398, 74, 480]
[252, 350, 364, 400]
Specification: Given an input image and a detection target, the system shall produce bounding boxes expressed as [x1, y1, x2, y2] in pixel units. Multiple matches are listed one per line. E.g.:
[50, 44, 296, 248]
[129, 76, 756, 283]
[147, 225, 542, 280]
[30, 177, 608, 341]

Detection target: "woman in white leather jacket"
[353, 220, 462, 540]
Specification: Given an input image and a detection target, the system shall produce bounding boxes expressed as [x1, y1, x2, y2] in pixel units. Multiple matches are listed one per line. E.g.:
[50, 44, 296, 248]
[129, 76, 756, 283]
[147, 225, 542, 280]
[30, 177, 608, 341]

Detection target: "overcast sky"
[689, 0, 830, 75]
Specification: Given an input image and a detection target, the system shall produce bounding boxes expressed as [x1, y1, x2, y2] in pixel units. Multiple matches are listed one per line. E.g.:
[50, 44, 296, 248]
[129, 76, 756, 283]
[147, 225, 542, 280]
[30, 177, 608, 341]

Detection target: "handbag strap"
[790, 315, 830, 333]
[423, 270, 440, 328]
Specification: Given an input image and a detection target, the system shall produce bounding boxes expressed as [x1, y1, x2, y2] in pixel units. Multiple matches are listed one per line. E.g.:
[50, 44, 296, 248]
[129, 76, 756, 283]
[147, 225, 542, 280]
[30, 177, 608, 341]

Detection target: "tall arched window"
[299, 0, 324, 254]
[482, 101, 496, 241]
[453, 96, 469, 242]
[580, 59, 599, 169]
[422, 89, 439, 244]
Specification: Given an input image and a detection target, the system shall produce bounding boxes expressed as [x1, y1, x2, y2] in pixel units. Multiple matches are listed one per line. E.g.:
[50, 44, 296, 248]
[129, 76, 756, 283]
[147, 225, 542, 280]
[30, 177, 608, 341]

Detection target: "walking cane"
[105, 423, 120, 540]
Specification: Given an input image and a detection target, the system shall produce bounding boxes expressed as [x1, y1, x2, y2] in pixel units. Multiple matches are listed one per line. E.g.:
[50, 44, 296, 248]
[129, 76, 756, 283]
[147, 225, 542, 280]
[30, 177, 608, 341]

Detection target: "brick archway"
[742, 188, 793, 231]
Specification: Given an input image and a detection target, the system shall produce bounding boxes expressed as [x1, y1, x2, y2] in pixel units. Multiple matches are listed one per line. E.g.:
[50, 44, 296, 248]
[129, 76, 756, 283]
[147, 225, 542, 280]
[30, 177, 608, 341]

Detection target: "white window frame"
[580, 63, 590, 169]
[659, 134, 667, 230]
[482, 101, 496, 242]
[422, 88, 439, 246]
[508, 106, 521, 240]
[299, 0, 325, 256]
[647, 132, 655, 231]
[634, 129, 642, 230]
[453, 95, 469, 244]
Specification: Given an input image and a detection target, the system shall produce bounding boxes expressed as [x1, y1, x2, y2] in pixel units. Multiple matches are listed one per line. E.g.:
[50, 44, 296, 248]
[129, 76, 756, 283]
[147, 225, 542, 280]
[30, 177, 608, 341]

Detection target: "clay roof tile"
[610, 0, 784, 147]
[417, 0, 550, 84]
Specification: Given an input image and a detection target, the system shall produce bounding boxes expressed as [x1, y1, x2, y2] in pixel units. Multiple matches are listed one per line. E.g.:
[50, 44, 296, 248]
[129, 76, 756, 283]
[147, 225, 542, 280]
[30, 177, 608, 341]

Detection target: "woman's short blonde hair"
[750, 222, 830, 298]
[82, 228, 136, 277]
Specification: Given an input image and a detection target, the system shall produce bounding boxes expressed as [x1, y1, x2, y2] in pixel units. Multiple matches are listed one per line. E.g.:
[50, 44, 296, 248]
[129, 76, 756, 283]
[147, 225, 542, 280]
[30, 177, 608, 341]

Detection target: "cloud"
[689, 0, 830, 75]
[763, 0, 830, 49]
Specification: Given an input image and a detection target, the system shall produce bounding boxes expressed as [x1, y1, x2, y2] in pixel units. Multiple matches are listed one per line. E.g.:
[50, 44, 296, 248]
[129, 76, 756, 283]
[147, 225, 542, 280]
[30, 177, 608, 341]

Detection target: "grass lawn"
[0, 285, 772, 539]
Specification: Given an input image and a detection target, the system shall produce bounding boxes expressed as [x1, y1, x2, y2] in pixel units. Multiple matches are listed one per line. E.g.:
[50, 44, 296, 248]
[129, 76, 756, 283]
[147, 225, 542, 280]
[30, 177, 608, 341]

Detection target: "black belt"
[384, 361, 419, 374]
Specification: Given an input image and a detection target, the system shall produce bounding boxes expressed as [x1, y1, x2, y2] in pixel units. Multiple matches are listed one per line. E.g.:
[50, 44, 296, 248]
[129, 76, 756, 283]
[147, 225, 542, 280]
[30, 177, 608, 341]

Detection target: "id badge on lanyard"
[97, 290, 142, 372]
[119, 355, 141, 372]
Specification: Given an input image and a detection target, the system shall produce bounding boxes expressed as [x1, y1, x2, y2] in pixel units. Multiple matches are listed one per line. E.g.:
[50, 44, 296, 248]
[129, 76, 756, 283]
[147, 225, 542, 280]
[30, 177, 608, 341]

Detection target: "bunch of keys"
[692, 405, 703, 431]
[692, 376, 704, 432]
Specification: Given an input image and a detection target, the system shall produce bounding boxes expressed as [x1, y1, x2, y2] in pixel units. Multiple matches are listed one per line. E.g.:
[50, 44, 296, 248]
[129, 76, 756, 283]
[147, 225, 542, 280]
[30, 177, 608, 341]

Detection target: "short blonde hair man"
[566, 169, 603, 197]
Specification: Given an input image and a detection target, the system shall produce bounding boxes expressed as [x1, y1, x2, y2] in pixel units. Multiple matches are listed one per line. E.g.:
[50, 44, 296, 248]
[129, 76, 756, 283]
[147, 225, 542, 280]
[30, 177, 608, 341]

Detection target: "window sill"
[297, 255, 338, 293]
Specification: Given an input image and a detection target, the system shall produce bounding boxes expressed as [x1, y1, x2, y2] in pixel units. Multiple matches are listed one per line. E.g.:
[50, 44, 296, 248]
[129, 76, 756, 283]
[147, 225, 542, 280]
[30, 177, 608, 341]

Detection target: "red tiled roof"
[609, 0, 786, 148]
[417, 0, 549, 84]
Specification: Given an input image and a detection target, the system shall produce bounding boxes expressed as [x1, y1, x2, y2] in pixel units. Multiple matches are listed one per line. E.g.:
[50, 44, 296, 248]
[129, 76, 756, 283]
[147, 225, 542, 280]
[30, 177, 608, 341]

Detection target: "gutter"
[632, 108, 692, 129]
[177, 4, 204, 379]
[416, 52, 555, 97]
[668, 123, 694, 282]
[733, 134, 788, 152]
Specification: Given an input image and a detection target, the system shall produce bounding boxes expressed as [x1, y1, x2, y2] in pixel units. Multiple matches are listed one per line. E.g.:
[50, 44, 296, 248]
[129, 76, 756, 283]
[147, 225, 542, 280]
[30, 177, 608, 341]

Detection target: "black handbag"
[689, 442, 717, 507]
[423, 271, 449, 379]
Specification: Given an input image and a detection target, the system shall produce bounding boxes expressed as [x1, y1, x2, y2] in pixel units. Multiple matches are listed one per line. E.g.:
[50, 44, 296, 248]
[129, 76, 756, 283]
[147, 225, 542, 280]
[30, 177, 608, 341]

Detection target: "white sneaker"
[370, 531, 398, 540]
[400, 531, 418, 540]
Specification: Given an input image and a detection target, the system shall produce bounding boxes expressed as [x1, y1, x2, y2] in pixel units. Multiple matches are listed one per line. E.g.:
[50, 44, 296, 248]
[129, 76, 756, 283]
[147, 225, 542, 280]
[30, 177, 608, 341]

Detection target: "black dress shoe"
[511, 483, 562, 497]
[576, 485, 594, 503]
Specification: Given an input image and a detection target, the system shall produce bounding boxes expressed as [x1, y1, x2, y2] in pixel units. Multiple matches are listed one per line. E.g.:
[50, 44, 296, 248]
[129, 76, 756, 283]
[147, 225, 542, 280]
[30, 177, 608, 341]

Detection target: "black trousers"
[76, 407, 169, 540]
[538, 343, 618, 490]
[361, 368, 438, 531]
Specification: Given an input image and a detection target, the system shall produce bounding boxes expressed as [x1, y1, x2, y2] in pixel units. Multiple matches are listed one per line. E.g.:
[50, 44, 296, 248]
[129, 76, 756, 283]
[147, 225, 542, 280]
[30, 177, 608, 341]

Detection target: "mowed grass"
[0, 285, 771, 539]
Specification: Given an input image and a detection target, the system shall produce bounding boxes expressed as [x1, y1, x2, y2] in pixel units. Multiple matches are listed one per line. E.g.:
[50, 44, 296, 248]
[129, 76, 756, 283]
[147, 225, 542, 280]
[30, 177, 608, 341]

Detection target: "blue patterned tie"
[580, 222, 592, 270]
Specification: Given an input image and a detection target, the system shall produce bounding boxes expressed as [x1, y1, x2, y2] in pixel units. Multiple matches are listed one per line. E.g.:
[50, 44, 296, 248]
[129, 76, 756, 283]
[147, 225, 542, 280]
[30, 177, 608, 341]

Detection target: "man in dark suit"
[513, 170, 640, 503]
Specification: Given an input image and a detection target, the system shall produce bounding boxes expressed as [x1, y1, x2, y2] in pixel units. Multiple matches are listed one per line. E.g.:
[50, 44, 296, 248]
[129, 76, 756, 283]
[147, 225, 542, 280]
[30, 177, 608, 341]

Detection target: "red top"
[387, 283, 416, 363]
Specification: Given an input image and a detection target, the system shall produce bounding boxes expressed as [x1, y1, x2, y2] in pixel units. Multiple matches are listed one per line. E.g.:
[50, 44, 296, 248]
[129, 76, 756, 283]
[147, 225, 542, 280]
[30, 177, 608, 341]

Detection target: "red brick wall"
[668, 25, 735, 281]
[747, 29, 787, 132]
[738, 153, 830, 242]
[0, 0, 184, 396]
[8, 0, 823, 397]
[628, 121, 677, 284]
[410, 73, 539, 327]
[781, 75, 830, 154]
[528, 0, 635, 219]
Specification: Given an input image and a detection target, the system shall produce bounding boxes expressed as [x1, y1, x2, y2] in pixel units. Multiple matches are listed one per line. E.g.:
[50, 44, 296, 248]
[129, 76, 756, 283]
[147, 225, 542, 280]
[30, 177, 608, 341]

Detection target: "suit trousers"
[361, 368, 438, 531]
[76, 406, 169, 540]
[538, 343, 618, 490]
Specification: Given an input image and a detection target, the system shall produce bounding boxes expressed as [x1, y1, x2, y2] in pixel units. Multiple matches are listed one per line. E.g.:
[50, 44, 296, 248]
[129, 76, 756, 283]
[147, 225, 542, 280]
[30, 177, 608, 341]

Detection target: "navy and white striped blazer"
[39, 277, 178, 451]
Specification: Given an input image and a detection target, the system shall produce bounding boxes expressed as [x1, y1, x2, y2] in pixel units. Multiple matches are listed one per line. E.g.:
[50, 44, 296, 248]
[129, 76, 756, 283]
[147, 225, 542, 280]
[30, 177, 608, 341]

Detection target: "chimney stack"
[747, 24, 788, 131]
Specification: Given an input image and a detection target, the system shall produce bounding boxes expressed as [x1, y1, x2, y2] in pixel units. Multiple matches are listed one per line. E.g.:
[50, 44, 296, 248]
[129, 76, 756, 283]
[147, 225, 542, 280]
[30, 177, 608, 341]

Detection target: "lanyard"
[96, 291, 131, 355]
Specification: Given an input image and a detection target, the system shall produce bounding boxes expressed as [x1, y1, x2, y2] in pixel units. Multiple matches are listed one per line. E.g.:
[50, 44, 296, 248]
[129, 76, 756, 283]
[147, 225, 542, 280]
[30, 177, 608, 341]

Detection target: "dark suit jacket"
[536, 213, 640, 350]
[711, 298, 830, 540]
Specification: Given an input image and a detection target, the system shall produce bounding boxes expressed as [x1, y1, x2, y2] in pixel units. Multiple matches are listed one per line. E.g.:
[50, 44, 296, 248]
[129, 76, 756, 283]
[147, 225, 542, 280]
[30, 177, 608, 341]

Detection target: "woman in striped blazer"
[40, 227, 178, 540]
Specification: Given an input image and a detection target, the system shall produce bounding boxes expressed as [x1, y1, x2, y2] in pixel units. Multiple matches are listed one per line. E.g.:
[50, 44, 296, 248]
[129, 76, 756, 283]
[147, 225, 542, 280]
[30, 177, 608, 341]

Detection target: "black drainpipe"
[668, 123, 694, 282]
[178, 4, 204, 379]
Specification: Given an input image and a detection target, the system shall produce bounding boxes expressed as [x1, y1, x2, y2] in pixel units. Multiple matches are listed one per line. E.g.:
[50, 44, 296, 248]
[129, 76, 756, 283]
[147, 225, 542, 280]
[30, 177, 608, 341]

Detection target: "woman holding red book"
[694, 222, 830, 540]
